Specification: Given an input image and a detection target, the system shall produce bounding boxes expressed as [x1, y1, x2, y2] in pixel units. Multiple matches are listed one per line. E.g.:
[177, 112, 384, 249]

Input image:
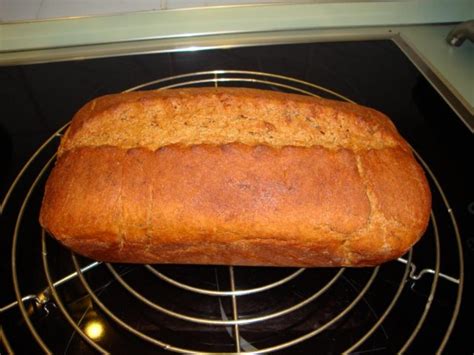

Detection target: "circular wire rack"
[1, 70, 464, 354]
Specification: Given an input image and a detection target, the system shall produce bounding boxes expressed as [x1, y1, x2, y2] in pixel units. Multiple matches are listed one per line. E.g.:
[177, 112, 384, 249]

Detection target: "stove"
[0, 40, 472, 354]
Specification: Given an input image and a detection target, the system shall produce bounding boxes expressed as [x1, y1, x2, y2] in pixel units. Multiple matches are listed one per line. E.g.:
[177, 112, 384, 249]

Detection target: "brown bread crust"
[40, 88, 431, 266]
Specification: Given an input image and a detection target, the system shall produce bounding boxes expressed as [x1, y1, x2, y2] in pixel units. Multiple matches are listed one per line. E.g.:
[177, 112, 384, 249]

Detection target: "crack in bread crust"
[59, 88, 409, 155]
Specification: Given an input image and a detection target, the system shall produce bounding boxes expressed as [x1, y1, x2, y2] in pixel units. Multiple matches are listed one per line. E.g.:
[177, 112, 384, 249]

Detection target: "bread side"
[40, 88, 431, 266]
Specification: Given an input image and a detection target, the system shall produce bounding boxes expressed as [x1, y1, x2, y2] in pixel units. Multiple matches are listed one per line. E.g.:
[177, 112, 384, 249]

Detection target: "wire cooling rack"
[0, 70, 464, 354]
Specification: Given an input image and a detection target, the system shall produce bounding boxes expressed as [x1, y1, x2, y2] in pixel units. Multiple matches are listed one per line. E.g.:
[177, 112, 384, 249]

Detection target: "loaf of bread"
[39, 88, 431, 267]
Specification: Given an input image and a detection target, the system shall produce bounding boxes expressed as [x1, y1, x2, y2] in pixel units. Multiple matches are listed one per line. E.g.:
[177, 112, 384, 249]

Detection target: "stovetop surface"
[0, 40, 472, 354]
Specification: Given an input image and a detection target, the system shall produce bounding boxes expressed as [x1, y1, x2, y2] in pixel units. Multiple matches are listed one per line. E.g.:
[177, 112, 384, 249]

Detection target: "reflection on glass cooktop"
[0, 40, 472, 354]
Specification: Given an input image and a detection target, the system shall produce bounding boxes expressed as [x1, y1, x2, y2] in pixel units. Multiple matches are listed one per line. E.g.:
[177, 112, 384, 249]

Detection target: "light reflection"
[84, 320, 104, 340]
[182, 46, 202, 52]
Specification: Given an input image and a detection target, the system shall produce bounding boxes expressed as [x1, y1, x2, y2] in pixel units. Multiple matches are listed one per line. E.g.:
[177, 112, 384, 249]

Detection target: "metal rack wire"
[1, 70, 464, 354]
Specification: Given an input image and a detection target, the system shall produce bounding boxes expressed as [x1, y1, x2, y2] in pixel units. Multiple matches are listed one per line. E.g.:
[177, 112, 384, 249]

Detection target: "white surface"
[1, 0, 165, 21]
[1, 0, 43, 22]
[36, 0, 163, 20]
[0, 0, 435, 22]
[0, 0, 297, 21]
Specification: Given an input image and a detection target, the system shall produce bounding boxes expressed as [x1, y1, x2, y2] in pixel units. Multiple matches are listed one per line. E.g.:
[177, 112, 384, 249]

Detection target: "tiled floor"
[0, 0, 295, 22]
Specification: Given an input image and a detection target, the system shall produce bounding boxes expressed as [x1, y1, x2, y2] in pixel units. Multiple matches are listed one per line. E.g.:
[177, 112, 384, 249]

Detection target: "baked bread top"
[59, 87, 409, 154]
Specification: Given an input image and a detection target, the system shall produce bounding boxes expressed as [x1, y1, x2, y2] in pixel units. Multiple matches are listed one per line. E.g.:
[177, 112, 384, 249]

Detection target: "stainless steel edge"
[0, 27, 394, 66]
[393, 34, 474, 133]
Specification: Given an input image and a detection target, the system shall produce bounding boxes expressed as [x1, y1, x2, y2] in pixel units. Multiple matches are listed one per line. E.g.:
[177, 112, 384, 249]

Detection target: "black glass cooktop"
[0, 40, 472, 354]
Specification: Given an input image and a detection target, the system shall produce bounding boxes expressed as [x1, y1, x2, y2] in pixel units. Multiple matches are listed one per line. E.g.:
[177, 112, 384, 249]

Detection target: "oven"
[1, 3, 472, 354]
